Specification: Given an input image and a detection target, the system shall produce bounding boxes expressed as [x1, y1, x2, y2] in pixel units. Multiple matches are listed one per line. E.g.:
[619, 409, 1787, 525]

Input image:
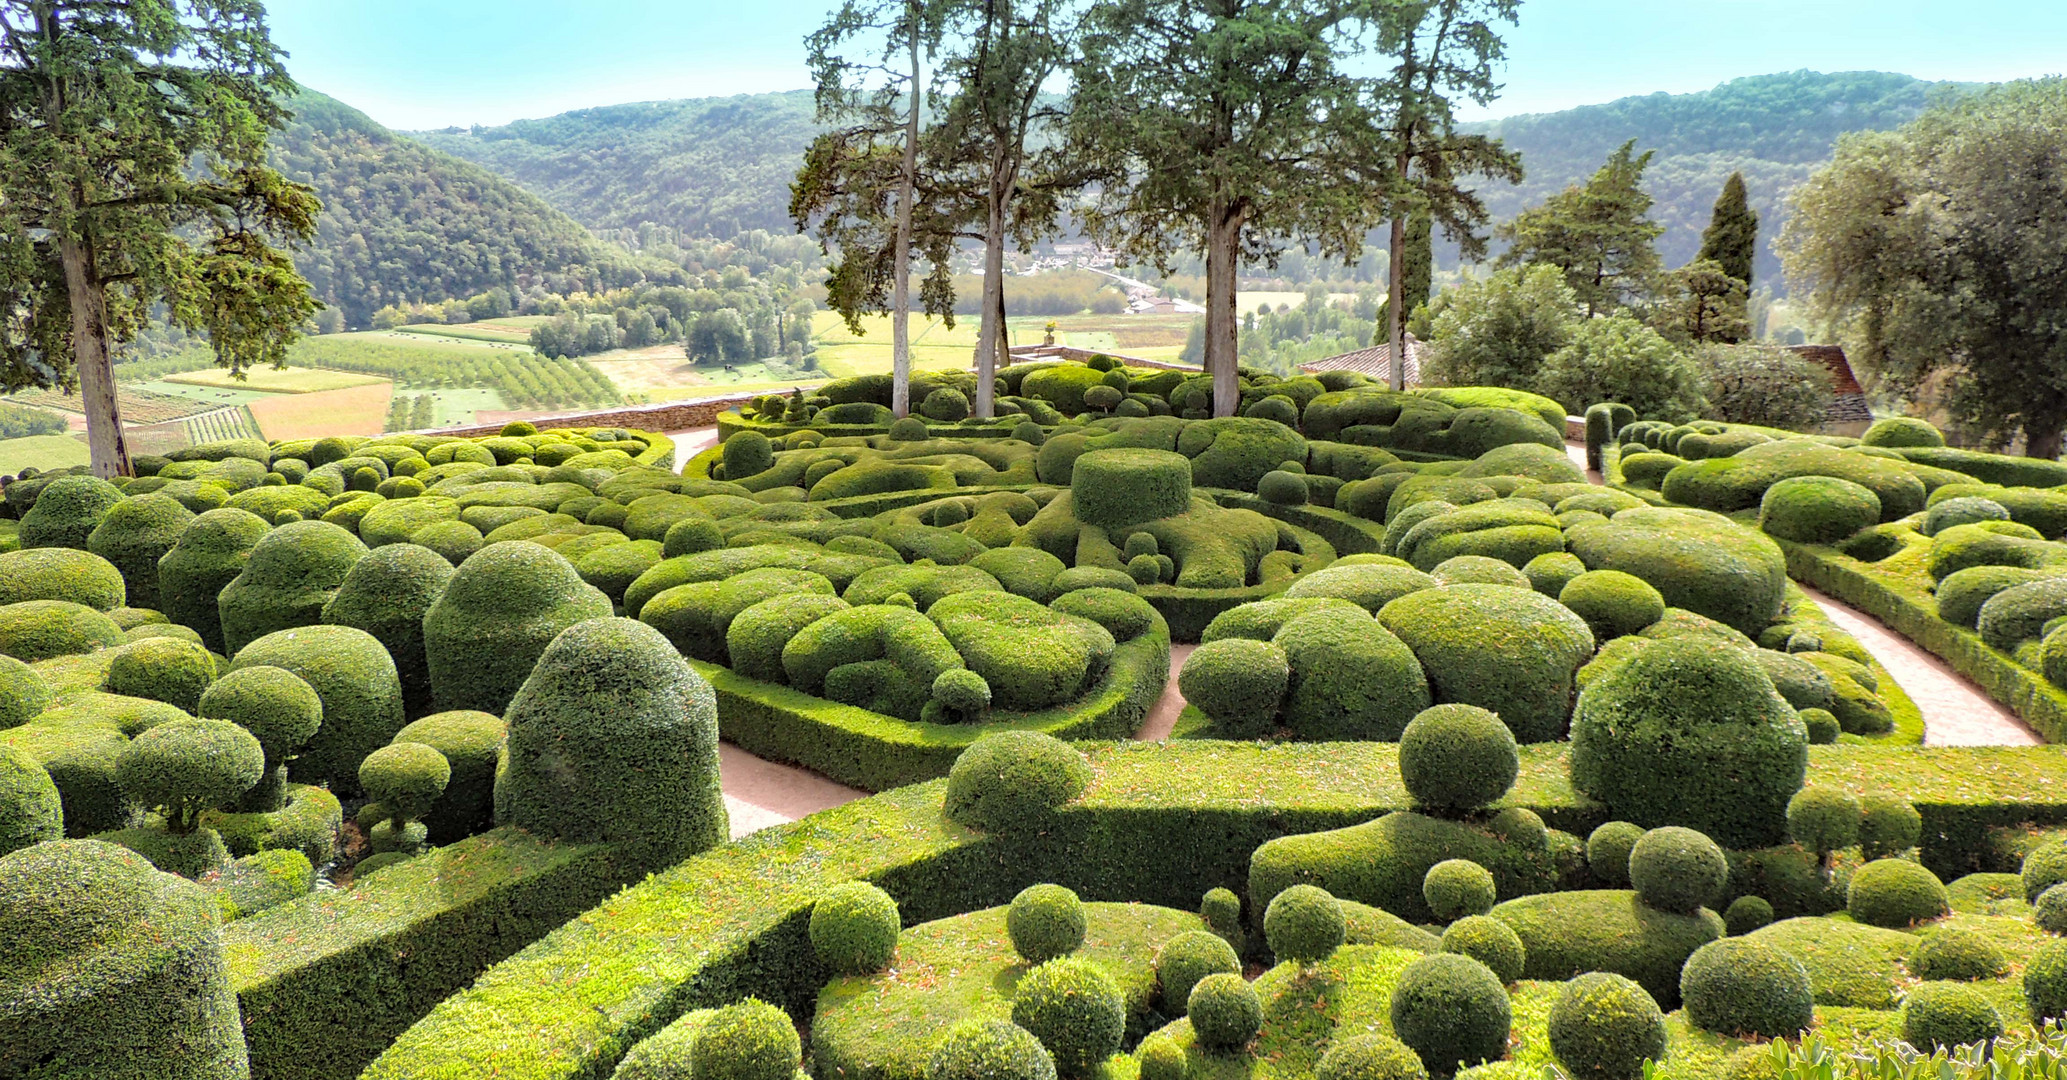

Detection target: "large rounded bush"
[1399, 704, 1518, 814]
[1270, 607, 1432, 741]
[1757, 475, 1881, 545]
[195, 665, 322, 812]
[321, 542, 454, 717]
[1861, 417, 1944, 448]
[1924, 496, 2012, 538]
[0, 745, 62, 856]
[1009, 883, 1088, 964]
[18, 475, 125, 549]
[1563, 509, 1788, 637]
[1070, 448, 1193, 532]
[810, 881, 902, 975]
[1627, 827, 1727, 914]
[1847, 858, 1949, 927]
[1188, 972, 1262, 1050]
[1558, 571, 1665, 641]
[1179, 638, 1289, 736]
[1912, 928, 2007, 981]
[0, 599, 125, 661]
[85, 494, 195, 609]
[944, 731, 1091, 833]
[1679, 938, 1814, 1038]
[230, 625, 404, 798]
[1902, 982, 2002, 1051]
[1265, 883, 1346, 964]
[1424, 859, 1498, 921]
[0, 546, 126, 610]
[2025, 940, 2067, 1027]
[1378, 585, 1593, 743]
[1547, 972, 1667, 1080]
[117, 718, 264, 832]
[1010, 956, 1125, 1078]
[1388, 952, 1512, 1076]
[926, 1020, 1058, 1080]
[687, 999, 802, 1080]
[721, 430, 777, 481]
[156, 507, 270, 654]
[104, 636, 217, 713]
[1586, 822, 1644, 888]
[216, 520, 368, 656]
[1569, 636, 1807, 849]
[1284, 563, 1436, 613]
[498, 618, 724, 860]
[1156, 930, 1240, 1014]
[421, 542, 612, 714]
[1440, 915, 1525, 984]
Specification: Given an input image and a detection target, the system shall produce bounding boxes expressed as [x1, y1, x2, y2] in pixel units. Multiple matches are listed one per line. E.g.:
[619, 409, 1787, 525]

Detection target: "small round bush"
[1137, 1039, 1185, 1080]
[1440, 915, 1525, 984]
[888, 416, 931, 441]
[0, 654, 51, 729]
[1200, 888, 1243, 939]
[358, 741, 450, 824]
[1245, 396, 1299, 427]
[1318, 1034, 1429, 1080]
[662, 516, 725, 558]
[1083, 385, 1123, 412]
[1157, 930, 1240, 1014]
[1848, 858, 1950, 927]
[1758, 475, 1882, 545]
[1188, 972, 1262, 1050]
[1628, 826, 1727, 914]
[1258, 470, 1309, 506]
[811, 881, 901, 976]
[1586, 822, 1645, 888]
[931, 668, 992, 723]
[2024, 840, 2067, 901]
[1547, 972, 1667, 1080]
[117, 718, 265, 832]
[722, 430, 776, 481]
[1011, 956, 1125, 1078]
[1559, 570, 1665, 641]
[2026, 939, 2067, 1027]
[1801, 708, 1840, 744]
[1398, 704, 1518, 814]
[1009, 883, 1088, 964]
[1724, 895, 1773, 936]
[1924, 497, 2012, 537]
[922, 388, 972, 422]
[1787, 786, 1861, 857]
[2038, 883, 2067, 935]
[1423, 859, 1497, 921]
[104, 635, 217, 713]
[1912, 928, 2007, 981]
[0, 745, 61, 856]
[1179, 638, 1289, 737]
[1388, 952, 1513, 1076]
[193, 664, 323, 808]
[688, 998, 802, 1080]
[1679, 938, 1814, 1038]
[1264, 883, 1346, 964]
[1903, 981, 2002, 1051]
[926, 1020, 1058, 1080]
[1862, 416, 1945, 448]
[943, 731, 1091, 834]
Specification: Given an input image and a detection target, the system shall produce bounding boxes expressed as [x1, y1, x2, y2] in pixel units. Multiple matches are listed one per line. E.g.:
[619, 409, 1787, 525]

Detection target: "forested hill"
[1465, 70, 1958, 287]
[272, 90, 648, 327]
[412, 91, 822, 245]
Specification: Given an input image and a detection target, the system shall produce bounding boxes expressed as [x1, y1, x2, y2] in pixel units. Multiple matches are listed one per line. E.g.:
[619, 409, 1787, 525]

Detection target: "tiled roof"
[1302, 334, 1423, 386]
[1788, 344, 1872, 422]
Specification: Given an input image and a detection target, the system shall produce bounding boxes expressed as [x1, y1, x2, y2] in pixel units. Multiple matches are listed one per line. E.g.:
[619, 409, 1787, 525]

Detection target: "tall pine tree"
[1697, 172, 1759, 288]
[1495, 140, 1662, 318]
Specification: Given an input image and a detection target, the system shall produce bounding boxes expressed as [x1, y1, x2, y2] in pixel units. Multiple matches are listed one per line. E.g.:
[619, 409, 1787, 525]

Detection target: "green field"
[163, 365, 389, 394]
[394, 321, 539, 345]
[133, 380, 274, 407]
[0, 434, 89, 474]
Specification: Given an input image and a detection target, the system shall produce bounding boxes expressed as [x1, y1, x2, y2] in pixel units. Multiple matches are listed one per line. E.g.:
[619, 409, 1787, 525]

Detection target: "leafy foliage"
[1496, 140, 1665, 317]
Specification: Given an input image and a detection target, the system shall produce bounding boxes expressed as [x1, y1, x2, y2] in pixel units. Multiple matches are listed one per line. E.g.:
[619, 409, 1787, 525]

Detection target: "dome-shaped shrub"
[359, 741, 449, 853]
[944, 731, 1091, 834]
[1586, 822, 1644, 888]
[1179, 638, 1289, 737]
[2024, 841, 2067, 901]
[0, 546, 126, 610]
[0, 599, 125, 661]
[0, 745, 62, 856]
[216, 520, 368, 656]
[1424, 859, 1497, 921]
[1245, 395, 1299, 427]
[1570, 636, 1806, 849]
[1009, 883, 1087, 964]
[1547, 972, 1667, 1080]
[1318, 1034, 1429, 1080]
[230, 624, 404, 798]
[1903, 982, 2002, 1051]
[1399, 704, 1518, 814]
[83, 494, 194, 610]
[2027, 939, 2067, 1027]
[1265, 883, 1346, 964]
[1258, 469, 1309, 505]
[1787, 786, 1860, 859]
[926, 1019, 1058, 1080]
[1429, 555, 1532, 589]
[1912, 928, 2006, 981]
[18, 475, 125, 549]
[1680, 938, 1813, 1038]
[1800, 708, 1840, 744]
[1156, 930, 1240, 1014]
[1011, 956, 1125, 1077]
[321, 542, 454, 717]
[2037, 883, 2067, 935]
[386, 710, 502, 841]
[722, 430, 777, 481]
[0, 655, 51, 730]
[921, 388, 972, 422]
[104, 636, 217, 713]
[1757, 475, 1882, 545]
[499, 618, 724, 860]
[1378, 584, 1593, 743]
[1440, 915, 1525, 984]
[1284, 562, 1437, 613]
[810, 881, 901, 975]
[117, 718, 264, 833]
[1559, 570, 1665, 641]
[422, 542, 612, 714]
[1270, 607, 1432, 741]
[688, 998, 802, 1080]
[1628, 827, 1727, 915]
[1189, 972, 1262, 1050]
[0, 839, 250, 1076]
[1861, 417, 1944, 448]
[1856, 795, 1921, 861]
[1389, 952, 1512, 1076]
[413, 519, 485, 565]
[195, 665, 322, 812]
[1848, 858, 1949, 927]
[1924, 497, 2012, 538]
[1723, 896, 1773, 936]
[156, 507, 270, 654]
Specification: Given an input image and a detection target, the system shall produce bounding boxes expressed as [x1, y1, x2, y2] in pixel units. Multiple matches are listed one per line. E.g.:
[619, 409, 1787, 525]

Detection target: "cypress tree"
[1698, 172, 1759, 288]
[1403, 211, 1435, 315]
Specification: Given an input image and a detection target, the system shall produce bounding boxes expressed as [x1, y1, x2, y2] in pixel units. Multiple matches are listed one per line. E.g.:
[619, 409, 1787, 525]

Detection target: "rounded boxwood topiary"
[1848, 858, 1949, 927]
[1559, 570, 1665, 642]
[1137, 1037, 1185, 1080]
[1201, 887, 1243, 941]
[1903, 981, 2002, 1051]
[2025, 841, 2067, 902]
[1723, 895, 1773, 936]
[0, 546, 126, 611]
[196, 665, 322, 813]
[2037, 883, 2067, 935]
[811, 881, 901, 975]
[922, 388, 972, 422]
[322, 542, 454, 717]
[1157, 929, 1240, 1014]
[1586, 822, 1644, 888]
[1787, 786, 1861, 859]
[1440, 915, 1525, 984]
[1912, 928, 2007, 981]
[0, 598, 126, 661]
[1011, 956, 1125, 1078]
[359, 741, 449, 826]
[1265, 883, 1346, 964]
[687, 998, 802, 1080]
[1546, 972, 1667, 1080]
[230, 624, 405, 798]
[1757, 475, 1882, 545]
[2026, 939, 2067, 1027]
[930, 668, 993, 724]
[216, 520, 368, 656]
[1679, 938, 1814, 1038]
[1258, 469, 1309, 505]
[1424, 859, 1497, 921]
[104, 636, 217, 713]
[412, 519, 485, 566]
[944, 731, 1091, 834]
[1628, 827, 1728, 915]
[1800, 708, 1840, 744]
[1188, 972, 1262, 1050]
[722, 431, 777, 481]
[1399, 704, 1518, 814]
[1429, 555, 1532, 589]
[1389, 952, 1512, 1076]
[117, 718, 265, 833]
[1924, 496, 2012, 538]
[1070, 448, 1193, 532]
[18, 474, 126, 550]
[1009, 883, 1088, 964]
[1270, 607, 1432, 741]
[85, 494, 195, 610]
[0, 745, 62, 856]
[1179, 638, 1289, 737]
[888, 416, 931, 441]
[1862, 417, 1944, 448]
[1317, 1034, 1429, 1080]
[0, 654, 52, 729]
[499, 618, 725, 861]
[421, 542, 613, 714]
[1378, 584, 1594, 744]
[926, 1019, 1058, 1080]
[387, 710, 503, 841]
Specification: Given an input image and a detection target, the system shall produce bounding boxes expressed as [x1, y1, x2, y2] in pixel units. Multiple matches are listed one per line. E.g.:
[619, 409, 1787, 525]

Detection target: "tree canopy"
[1496, 139, 1664, 317]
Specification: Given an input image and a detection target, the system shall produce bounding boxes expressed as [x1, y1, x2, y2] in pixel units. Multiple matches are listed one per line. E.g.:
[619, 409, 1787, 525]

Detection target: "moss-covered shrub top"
[0, 547, 126, 611]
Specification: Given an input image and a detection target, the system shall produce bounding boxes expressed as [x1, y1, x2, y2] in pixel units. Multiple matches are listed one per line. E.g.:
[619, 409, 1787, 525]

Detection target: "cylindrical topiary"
[687, 998, 802, 1080]
[1902, 981, 2002, 1051]
[1398, 704, 1518, 815]
[1157, 929, 1240, 1015]
[85, 493, 195, 610]
[2026, 939, 2067, 1027]
[1389, 952, 1512, 1076]
[229, 624, 405, 798]
[104, 636, 218, 714]
[926, 1019, 1058, 1080]
[421, 542, 612, 714]
[1009, 883, 1087, 964]
[811, 881, 901, 975]
[195, 665, 323, 813]
[1188, 972, 1262, 1050]
[1847, 858, 1949, 928]
[1265, 883, 1346, 965]
[1912, 928, 2006, 981]
[0, 745, 62, 856]
[1547, 972, 1667, 1080]
[1070, 449, 1192, 532]
[943, 731, 1091, 834]
[1440, 915, 1526, 984]
[1679, 938, 1814, 1038]
[321, 542, 454, 718]
[1628, 827, 1727, 915]
[1558, 570, 1665, 642]
[1787, 786, 1861, 861]
[1179, 638, 1289, 737]
[1011, 956, 1125, 1078]
[1723, 895, 1774, 937]
[1424, 859, 1497, 922]
[156, 507, 271, 654]
[1317, 1034, 1429, 1080]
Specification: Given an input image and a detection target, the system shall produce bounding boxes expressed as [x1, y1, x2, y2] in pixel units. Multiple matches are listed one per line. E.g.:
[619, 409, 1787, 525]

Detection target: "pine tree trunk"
[891, 3, 921, 419]
[1205, 201, 1242, 418]
[1387, 214, 1407, 391]
[974, 173, 1009, 420]
[59, 234, 131, 478]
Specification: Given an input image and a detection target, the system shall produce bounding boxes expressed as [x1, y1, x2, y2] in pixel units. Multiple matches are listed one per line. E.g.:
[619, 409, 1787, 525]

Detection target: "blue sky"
[264, 0, 2067, 131]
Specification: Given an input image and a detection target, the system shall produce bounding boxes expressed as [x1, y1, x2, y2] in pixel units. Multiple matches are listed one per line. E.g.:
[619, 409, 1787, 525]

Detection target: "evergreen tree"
[1496, 140, 1664, 318]
[1697, 172, 1759, 288]
[1403, 211, 1436, 316]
